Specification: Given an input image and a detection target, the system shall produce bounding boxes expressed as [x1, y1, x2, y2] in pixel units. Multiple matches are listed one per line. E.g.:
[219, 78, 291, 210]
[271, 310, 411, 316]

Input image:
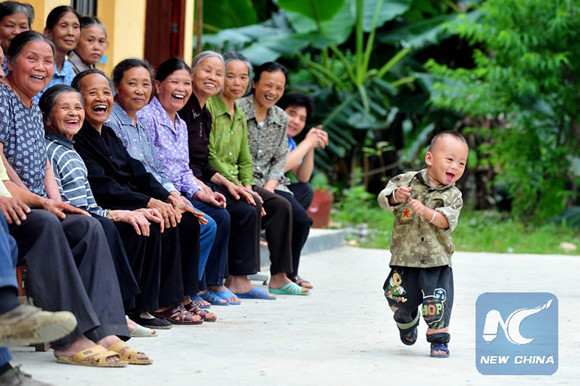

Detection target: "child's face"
[425, 135, 468, 186]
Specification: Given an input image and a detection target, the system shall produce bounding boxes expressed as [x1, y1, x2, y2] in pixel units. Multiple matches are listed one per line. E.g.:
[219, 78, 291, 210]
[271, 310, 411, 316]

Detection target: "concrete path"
[9, 247, 580, 385]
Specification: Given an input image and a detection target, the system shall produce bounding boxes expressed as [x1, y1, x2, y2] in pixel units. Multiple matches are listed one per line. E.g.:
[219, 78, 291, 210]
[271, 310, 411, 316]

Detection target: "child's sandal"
[400, 327, 417, 346]
[430, 342, 450, 358]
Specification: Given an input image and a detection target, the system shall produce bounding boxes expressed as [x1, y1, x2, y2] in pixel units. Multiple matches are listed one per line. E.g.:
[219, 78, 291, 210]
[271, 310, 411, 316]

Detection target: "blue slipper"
[269, 282, 310, 295]
[234, 287, 276, 300]
[214, 289, 241, 305]
[200, 291, 229, 306]
[191, 294, 210, 309]
[430, 342, 450, 358]
[400, 327, 417, 346]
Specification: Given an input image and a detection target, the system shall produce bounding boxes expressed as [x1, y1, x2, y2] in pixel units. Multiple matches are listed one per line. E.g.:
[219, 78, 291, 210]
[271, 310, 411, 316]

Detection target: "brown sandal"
[290, 275, 313, 289]
[184, 303, 217, 322]
[152, 304, 203, 325]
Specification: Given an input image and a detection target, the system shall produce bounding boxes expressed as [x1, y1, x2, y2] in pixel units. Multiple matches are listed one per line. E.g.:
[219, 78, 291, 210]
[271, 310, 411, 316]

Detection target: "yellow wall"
[18, 1, 195, 73]
[96, 0, 146, 75]
[28, 0, 66, 32]
[184, 0, 195, 63]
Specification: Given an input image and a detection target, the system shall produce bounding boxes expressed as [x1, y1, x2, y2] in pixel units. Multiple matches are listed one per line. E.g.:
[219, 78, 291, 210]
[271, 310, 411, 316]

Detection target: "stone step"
[259, 228, 345, 268]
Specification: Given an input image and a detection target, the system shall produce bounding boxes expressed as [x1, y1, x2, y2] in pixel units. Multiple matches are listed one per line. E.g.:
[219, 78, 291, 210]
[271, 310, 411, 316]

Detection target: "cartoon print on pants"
[386, 272, 407, 303]
[422, 288, 446, 324]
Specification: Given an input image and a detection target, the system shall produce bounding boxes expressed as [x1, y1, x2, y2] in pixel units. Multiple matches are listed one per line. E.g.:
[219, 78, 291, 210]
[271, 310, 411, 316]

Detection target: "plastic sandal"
[269, 282, 310, 295]
[200, 291, 229, 305]
[130, 324, 157, 338]
[56, 344, 127, 367]
[151, 305, 203, 325]
[290, 275, 313, 289]
[214, 289, 241, 305]
[234, 287, 276, 300]
[108, 341, 153, 365]
[191, 294, 211, 309]
[184, 303, 217, 322]
[430, 342, 450, 358]
[400, 327, 417, 346]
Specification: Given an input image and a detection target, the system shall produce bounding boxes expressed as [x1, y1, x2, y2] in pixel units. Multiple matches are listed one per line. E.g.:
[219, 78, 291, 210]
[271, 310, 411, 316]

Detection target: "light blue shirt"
[108, 103, 178, 194]
[33, 60, 75, 104]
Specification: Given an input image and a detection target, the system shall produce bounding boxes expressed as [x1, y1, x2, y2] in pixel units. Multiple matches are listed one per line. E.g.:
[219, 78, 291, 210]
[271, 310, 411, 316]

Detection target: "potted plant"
[307, 173, 335, 228]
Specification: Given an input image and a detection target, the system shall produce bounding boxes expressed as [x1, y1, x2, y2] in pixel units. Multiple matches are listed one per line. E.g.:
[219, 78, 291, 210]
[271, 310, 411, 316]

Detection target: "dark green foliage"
[427, 0, 580, 222]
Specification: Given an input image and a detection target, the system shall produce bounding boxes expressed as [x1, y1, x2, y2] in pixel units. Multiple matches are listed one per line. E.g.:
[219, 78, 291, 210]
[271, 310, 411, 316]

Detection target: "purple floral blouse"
[137, 97, 201, 199]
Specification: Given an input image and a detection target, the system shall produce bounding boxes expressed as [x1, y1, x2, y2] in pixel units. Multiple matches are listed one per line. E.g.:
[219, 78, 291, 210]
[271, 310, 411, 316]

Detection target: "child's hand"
[408, 197, 427, 216]
[393, 187, 412, 203]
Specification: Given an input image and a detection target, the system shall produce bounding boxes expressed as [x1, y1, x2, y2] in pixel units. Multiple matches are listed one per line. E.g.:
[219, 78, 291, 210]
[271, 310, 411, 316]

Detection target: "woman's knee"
[202, 214, 217, 236]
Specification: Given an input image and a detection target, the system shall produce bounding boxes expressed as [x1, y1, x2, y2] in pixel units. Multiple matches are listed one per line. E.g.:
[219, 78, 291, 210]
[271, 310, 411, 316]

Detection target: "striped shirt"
[46, 131, 108, 217]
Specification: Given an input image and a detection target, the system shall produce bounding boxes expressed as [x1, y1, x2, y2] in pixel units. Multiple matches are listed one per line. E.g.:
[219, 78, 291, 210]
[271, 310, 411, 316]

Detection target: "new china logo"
[476, 292, 558, 375]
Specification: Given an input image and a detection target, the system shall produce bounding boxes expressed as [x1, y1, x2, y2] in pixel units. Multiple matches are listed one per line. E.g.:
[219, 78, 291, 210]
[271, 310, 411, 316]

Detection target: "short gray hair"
[191, 50, 224, 73]
[38, 84, 82, 128]
[191, 50, 225, 94]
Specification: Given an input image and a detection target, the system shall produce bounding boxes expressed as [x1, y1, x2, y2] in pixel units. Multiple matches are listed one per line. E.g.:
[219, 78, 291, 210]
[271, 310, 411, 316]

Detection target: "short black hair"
[79, 16, 107, 38]
[71, 68, 111, 92]
[429, 131, 468, 151]
[277, 92, 314, 122]
[45, 6, 80, 31]
[112, 58, 153, 88]
[156, 57, 191, 82]
[253, 61, 288, 84]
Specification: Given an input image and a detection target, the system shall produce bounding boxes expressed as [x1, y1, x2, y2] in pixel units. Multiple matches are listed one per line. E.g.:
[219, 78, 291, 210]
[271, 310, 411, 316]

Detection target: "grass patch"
[331, 204, 580, 255]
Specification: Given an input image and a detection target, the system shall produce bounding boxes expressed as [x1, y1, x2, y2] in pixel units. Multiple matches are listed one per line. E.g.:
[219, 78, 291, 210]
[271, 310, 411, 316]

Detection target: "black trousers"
[91, 214, 140, 310]
[213, 184, 261, 276]
[112, 220, 165, 313]
[253, 186, 293, 275]
[275, 189, 313, 278]
[159, 213, 200, 307]
[383, 266, 454, 344]
[10, 210, 128, 348]
[288, 182, 314, 211]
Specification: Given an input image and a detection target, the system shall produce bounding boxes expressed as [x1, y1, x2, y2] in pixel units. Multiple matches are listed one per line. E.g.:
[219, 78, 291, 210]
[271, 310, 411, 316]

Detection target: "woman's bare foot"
[126, 317, 138, 332]
[53, 336, 121, 364]
[269, 273, 309, 294]
[198, 290, 227, 305]
[98, 335, 149, 361]
[226, 275, 275, 299]
[208, 285, 240, 304]
[224, 275, 254, 294]
[289, 274, 314, 289]
[126, 316, 157, 337]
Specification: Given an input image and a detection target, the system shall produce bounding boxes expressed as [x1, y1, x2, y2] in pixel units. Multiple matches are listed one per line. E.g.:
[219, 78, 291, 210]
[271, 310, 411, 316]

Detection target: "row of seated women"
[0, 2, 315, 370]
